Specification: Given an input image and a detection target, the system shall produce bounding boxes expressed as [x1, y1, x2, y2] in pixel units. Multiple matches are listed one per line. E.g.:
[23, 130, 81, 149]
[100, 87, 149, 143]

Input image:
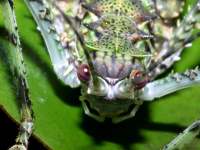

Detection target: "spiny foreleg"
[140, 67, 200, 101]
[148, 0, 200, 79]
[24, 0, 81, 88]
[0, 0, 34, 149]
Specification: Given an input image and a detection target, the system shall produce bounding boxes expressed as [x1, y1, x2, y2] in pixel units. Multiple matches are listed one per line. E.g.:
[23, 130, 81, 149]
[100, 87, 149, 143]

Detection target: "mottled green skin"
[81, 0, 153, 79]
[84, 0, 151, 55]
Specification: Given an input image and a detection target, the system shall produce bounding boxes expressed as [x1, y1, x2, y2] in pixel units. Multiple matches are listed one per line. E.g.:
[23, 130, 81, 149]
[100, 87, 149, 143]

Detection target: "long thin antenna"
[54, 3, 99, 84]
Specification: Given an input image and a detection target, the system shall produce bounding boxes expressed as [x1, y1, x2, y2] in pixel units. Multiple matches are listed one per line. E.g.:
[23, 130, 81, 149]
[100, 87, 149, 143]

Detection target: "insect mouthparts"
[105, 77, 119, 85]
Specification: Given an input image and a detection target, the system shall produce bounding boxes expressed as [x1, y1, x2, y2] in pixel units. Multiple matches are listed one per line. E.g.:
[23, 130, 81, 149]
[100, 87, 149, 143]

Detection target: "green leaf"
[0, 0, 200, 150]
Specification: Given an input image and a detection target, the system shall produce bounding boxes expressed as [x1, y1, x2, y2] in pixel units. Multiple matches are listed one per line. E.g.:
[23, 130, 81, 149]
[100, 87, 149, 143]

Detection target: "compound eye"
[130, 70, 148, 89]
[77, 64, 90, 82]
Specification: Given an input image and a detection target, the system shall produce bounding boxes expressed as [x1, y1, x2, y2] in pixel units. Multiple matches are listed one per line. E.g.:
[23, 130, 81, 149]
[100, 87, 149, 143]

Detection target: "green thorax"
[83, 0, 152, 56]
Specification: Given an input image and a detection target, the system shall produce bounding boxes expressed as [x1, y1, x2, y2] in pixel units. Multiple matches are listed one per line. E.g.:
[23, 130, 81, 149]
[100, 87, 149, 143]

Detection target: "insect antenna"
[81, 2, 101, 17]
[54, 4, 99, 85]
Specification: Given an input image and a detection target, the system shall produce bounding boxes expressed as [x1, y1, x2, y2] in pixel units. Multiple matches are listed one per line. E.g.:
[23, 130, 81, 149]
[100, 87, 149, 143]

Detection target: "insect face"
[79, 63, 146, 122]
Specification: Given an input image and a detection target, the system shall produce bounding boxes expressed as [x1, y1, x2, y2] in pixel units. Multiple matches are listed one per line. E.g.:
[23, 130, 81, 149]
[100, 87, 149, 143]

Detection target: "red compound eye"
[130, 70, 148, 89]
[77, 64, 90, 82]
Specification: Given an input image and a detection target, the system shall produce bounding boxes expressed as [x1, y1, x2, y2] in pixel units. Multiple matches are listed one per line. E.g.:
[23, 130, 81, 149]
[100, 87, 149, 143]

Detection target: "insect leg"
[24, 0, 81, 88]
[112, 104, 142, 123]
[140, 67, 200, 101]
[148, 0, 200, 79]
[0, 0, 33, 149]
[163, 120, 200, 150]
[153, 0, 185, 20]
